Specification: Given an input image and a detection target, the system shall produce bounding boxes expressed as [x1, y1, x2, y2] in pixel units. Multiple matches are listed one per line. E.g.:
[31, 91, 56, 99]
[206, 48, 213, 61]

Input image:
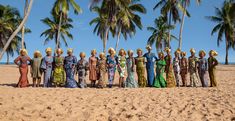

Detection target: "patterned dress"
[135, 56, 147, 87]
[117, 56, 126, 78]
[188, 56, 199, 87]
[153, 60, 167, 88]
[52, 56, 66, 87]
[14, 56, 31, 88]
[125, 57, 138, 88]
[198, 58, 208, 87]
[31, 57, 42, 79]
[165, 55, 176, 88]
[89, 56, 98, 81]
[64, 55, 78, 88]
[97, 58, 107, 88]
[173, 57, 181, 87]
[180, 57, 188, 86]
[41, 56, 53, 87]
[77, 59, 89, 88]
[106, 55, 117, 87]
[143, 52, 158, 87]
[208, 57, 218, 87]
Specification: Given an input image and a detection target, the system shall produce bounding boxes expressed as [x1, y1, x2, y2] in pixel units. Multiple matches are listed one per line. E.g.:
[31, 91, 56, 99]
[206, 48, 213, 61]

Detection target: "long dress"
[173, 57, 181, 87]
[198, 58, 208, 87]
[117, 56, 126, 78]
[31, 57, 42, 79]
[52, 56, 66, 87]
[97, 58, 107, 88]
[165, 55, 176, 88]
[14, 55, 31, 88]
[180, 57, 188, 87]
[188, 56, 199, 87]
[153, 60, 167, 88]
[125, 57, 138, 88]
[143, 52, 158, 87]
[40, 56, 53, 87]
[135, 56, 147, 87]
[89, 56, 98, 81]
[106, 55, 117, 87]
[64, 55, 78, 88]
[77, 59, 89, 88]
[208, 57, 218, 87]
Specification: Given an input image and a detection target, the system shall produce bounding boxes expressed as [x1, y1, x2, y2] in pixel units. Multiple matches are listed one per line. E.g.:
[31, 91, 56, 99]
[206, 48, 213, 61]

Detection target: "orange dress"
[89, 56, 98, 81]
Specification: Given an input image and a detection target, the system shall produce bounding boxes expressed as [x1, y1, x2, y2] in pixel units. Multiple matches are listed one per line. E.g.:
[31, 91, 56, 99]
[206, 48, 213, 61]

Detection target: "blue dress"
[143, 52, 158, 87]
[198, 58, 208, 87]
[40, 56, 53, 87]
[64, 55, 78, 88]
[106, 55, 118, 88]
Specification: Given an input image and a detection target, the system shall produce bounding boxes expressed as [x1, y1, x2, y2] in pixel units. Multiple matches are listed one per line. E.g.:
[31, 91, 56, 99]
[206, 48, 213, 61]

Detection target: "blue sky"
[1, 0, 234, 63]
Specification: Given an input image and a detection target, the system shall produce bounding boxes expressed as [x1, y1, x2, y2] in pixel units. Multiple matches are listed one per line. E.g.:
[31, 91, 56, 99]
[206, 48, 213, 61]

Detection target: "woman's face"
[21, 52, 26, 56]
[128, 52, 133, 57]
[47, 51, 52, 56]
[199, 53, 205, 58]
[120, 50, 124, 56]
[137, 51, 142, 56]
[68, 52, 72, 56]
[159, 54, 164, 60]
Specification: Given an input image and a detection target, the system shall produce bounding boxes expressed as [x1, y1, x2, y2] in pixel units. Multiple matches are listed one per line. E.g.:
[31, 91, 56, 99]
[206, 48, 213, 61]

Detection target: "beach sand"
[0, 65, 235, 121]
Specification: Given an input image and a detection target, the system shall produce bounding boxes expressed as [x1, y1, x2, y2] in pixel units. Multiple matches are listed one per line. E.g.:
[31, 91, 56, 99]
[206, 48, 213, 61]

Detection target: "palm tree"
[52, 0, 82, 49]
[41, 12, 73, 48]
[21, 0, 29, 49]
[178, 0, 201, 49]
[147, 16, 177, 52]
[206, 0, 235, 65]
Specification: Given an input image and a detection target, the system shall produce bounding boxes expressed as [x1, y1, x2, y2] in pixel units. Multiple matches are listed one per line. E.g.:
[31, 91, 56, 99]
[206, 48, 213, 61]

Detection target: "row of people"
[14, 46, 218, 88]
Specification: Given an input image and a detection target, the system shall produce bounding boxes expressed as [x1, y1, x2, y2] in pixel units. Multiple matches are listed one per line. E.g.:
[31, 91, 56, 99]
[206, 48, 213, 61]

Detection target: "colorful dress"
[153, 60, 167, 88]
[89, 56, 98, 81]
[117, 56, 126, 78]
[188, 56, 199, 87]
[180, 57, 188, 86]
[52, 56, 66, 87]
[198, 58, 208, 87]
[106, 55, 117, 87]
[125, 57, 138, 88]
[208, 57, 218, 87]
[135, 56, 147, 87]
[165, 55, 176, 88]
[31, 57, 42, 79]
[143, 52, 158, 87]
[41, 56, 53, 87]
[14, 56, 31, 88]
[97, 58, 107, 88]
[64, 55, 78, 88]
[173, 57, 181, 87]
[77, 59, 89, 88]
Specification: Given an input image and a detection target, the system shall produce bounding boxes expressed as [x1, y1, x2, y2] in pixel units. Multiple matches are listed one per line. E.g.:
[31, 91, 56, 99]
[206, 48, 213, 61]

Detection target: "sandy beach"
[0, 65, 235, 121]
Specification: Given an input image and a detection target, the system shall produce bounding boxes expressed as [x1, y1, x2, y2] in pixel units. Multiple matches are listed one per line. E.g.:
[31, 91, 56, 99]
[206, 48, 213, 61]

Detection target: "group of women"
[14, 46, 218, 88]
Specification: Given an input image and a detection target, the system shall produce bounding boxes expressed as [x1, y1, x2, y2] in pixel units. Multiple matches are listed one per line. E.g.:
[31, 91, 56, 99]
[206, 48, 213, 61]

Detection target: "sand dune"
[0, 65, 235, 121]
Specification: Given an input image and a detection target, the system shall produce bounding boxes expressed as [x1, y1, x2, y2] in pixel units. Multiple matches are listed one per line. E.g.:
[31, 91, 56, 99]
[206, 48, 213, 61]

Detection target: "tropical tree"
[206, 0, 235, 65]
[147, 16, 177, 52]
[21, 0, 29, 49]
[52, 0, 82, 49]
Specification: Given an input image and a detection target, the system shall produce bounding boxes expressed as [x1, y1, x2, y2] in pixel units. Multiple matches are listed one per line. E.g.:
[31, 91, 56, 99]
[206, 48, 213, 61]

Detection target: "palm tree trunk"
[168, 11, 172, 48]
[0, 0, 34, 60]
[21, 0, 28, 49]
[6, 52, 9, 65]
[56, 12, 63, 49]
[225, 37, 229, 65]
[178, 1, 187, 50]
[115, 27, 121, 52]
[103, 28, 109, 54]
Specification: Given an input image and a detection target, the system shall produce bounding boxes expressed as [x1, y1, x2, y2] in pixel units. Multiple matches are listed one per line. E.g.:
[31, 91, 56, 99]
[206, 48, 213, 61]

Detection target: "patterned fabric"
[173, 57, 181, 87]
[64, 56, 78, 88]
[14, 56, 31, 88]
[153, 60, 167, 88]
[106, 55, 117, 87]
[135, 56, 147, 87]
[188, 56, 199, 87]
[77, 59, 89, 88]
[125, 57, 138, 88]
[41, 56, 53, 87]
[117, 56, 126, 78]
[198, 58, 208, 87]
[52, 56, 66, 87]
[97, 58, 107, 88]
[143, 52, 158, 87]
[208, 57, 218, 87]
[180, 57, 188, 86]
[31, 57, 42, 78]
[165, 55, 176, 88]
[89, 57, 98, 81]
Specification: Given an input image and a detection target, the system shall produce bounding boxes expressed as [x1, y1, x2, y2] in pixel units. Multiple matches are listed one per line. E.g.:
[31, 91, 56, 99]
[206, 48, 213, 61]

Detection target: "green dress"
[153, 60, 167, 88]
[208, 57, 218, 87]
[135, 56, 147, 87]
[52, 56, 66, 87]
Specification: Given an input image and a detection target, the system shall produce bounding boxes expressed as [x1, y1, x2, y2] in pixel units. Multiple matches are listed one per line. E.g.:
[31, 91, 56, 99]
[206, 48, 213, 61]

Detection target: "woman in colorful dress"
[97, 52, 107, 88]
[117, 49, 127, 87]
[198, 50, 208, 87]
[164, 47, 176, 88]
[77, 52, 89, 88]
[208, 50, 218, 87]
[180, 52, 188, 87]
[14, 49, 31, 88]
[41, 47, 53, 87]
[188, 48, 199, 87]
[143, 45, 158, 87]
[173, 49, 181, 87]
[64, 48, 78, 88]
[106, 48, 118, 88]
[31, 50, 42, 87]
[153, 52, 167, 88]
[89, 49, 98, 87]
[125, 50, 138, 88]
[135, 48, 147, 87]
[52, 48, 66, 87]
